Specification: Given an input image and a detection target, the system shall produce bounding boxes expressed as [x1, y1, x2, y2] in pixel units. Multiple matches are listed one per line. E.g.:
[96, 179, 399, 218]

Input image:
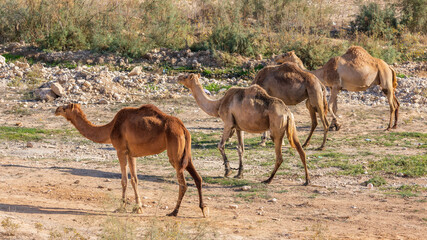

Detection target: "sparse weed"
[100, 216, 137, 240]
[1, 217, 20, 236]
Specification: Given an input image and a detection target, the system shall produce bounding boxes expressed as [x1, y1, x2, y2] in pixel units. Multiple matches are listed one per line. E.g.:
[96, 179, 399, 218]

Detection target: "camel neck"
[189, 82, 221, 117]
[69, 111, 114, 144]
[311, 68, 325, 84]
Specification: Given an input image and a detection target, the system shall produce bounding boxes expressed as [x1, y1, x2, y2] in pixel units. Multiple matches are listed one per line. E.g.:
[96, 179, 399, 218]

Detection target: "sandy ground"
[0, 88, 426, 239]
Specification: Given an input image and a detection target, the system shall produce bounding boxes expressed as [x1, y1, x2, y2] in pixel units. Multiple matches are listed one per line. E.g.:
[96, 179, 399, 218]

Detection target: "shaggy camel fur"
[55, 103, 208, 217]
[252, 62, 332, 150]
[177, 73, 309, 185]
[275, 47, 400, 130]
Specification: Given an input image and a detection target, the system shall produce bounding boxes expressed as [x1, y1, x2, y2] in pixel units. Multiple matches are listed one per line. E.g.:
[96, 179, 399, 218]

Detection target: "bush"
[351, 3, 399, 40]
[399, 0, 427, 33]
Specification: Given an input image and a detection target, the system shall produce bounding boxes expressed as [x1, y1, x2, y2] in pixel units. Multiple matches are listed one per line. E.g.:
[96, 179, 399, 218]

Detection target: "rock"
[74, 180, 80, 184]
[50, 82, 65, 97]
[26, 142, 33, 148]
[229, 204, 238, 209]
[15, 61, 30, 69]
[0, 55, 5, 66]
[268, 198, 277, 203]
[367, 183, 374, 189]
[98, 98, 109, 104]
[15, 70, 24, 77]
[35, 88, 57, 101]
[241, 185, 251, 191]
[396, 172, 404, 177]
[128, 66, 142, 76]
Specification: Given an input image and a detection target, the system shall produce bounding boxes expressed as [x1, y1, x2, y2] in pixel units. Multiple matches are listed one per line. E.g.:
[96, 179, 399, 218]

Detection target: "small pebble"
[241, 185, 251, 191]
[229, 204, 238, 209]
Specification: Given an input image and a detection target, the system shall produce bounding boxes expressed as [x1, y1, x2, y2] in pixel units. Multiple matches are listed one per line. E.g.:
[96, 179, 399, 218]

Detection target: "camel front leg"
[115, 151, 128, 213]
[235, 130, 244, 179]
[218, 126, 235, 177]
[260, 131, 267, 146]
[167, 169, 187, 217]
[127, 156, 142, 214]
[328, 86, 340, 131]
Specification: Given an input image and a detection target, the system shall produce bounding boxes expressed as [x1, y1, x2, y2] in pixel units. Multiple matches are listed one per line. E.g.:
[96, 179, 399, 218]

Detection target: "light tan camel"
[55, 103, 208, 217]
[177, 73, 309, 185]
[252, 62, 332, 150]
[275, 47, 400, 130]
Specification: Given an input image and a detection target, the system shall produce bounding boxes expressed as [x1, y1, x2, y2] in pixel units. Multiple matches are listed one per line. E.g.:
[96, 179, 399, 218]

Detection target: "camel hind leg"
[234, 130, 244, 179]
[302, 100, 318, 148]
[392, 93, 400, 129]
[186, 161, 209, 217]
[262, 129, 284, 184]
[382, 89, 397, 130]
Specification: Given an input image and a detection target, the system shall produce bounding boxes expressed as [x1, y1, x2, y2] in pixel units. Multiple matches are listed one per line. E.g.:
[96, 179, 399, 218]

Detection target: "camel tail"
[321, 84, 328, 115]
[181, 128, 192, 168]
[285, 113, 297, 149]
[390, 66, 398, 90]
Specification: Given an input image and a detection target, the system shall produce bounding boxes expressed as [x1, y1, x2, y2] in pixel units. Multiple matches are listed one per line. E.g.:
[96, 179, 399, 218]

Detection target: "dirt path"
[0, 92, 426, 239]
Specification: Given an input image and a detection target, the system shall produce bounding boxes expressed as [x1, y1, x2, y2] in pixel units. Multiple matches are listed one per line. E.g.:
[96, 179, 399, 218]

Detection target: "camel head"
[55, 103, 81, 120]
[177, 73, 201, 88]
[274, 50, 299, 64]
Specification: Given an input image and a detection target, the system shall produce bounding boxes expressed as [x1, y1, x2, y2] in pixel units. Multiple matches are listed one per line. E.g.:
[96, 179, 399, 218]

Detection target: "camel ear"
[69, 103, 75, 110]
[197, 73, 201, 78]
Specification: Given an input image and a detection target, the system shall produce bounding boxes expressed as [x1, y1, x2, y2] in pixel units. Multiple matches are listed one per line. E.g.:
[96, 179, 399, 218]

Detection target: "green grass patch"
[369, 155, 426, 177]
[2, 53, 23, 63]
[382, 184, 426, 198]
[363, 176, 387, 186]
[0, 126, 76, 142]
[202, 176, 251, 187]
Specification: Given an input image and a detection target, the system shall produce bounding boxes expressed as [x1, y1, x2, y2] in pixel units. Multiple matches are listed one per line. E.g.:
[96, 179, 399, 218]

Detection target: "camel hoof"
[392, 125, 397, 129]
[234, 174, 243, 179]
[224, 169, 232, 177]
[302, 143, 309, 148]
[132, 206, 143, 214]
[259, 142, 266, 147]
[262, 179, 272, 184]
[303, 180, 311, 186]
[316, 146, 325, 151]
[202, 206, 210, 218]
[166, 210, 178, 217]
[114, 207, 127, 213]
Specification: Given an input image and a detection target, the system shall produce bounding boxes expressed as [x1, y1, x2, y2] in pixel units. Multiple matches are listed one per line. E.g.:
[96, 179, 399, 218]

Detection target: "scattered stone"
[26, 142, 33, 148]
[104, 179, 112, 182]
[241, 185, 251, 191]
[98, 98, 108, 104]
[128, 66, 142, 76]
[35, 88, 57, 101]
[367, 183, 374, 189]
[268, 198, 277, 203]
[0, 55, 5, 66]
[50, 82, 65, 97]
[74, 180, 80, 184]
[97, 185, 104, 189]
[229, 204, 239, 209]
[15, 61, 30, 69]
[396, 172, 405, 177]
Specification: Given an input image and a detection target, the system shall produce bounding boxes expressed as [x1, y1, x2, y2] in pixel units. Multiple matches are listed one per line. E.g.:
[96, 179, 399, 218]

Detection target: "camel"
[275, 47, 400, 130]
[252, 62, 332, 150]
[55, 103, 208, 217]
[177, 73, 309, 185]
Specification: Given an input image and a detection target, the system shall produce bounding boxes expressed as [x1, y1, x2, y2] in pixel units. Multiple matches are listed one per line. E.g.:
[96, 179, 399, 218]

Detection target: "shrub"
[351, 3, 399, 40]
[399, 0, 427, 33]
